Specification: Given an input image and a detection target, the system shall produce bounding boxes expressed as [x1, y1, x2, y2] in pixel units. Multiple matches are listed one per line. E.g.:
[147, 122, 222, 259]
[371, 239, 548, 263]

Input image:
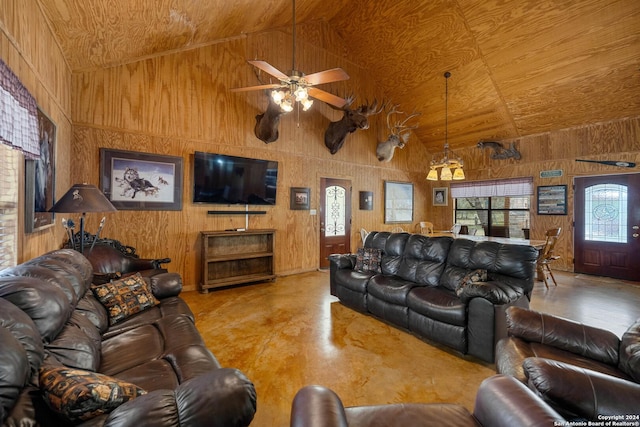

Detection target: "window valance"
[450, 177, 533, 198]
[0, 59, 39, 159]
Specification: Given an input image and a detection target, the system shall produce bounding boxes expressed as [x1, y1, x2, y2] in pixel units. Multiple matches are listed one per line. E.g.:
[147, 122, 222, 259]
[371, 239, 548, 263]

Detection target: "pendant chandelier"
[426, 71, 465, 181]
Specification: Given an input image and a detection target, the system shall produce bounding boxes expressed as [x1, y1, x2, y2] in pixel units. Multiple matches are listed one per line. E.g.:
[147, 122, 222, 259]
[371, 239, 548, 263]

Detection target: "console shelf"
[200, 229, 275, 292]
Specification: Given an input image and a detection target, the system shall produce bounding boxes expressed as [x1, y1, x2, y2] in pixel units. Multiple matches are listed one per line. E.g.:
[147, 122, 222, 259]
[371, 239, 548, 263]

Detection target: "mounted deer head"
[254, 94, 286, 143]
[324, 97, 385, 154]
[376, 105, 420, 162]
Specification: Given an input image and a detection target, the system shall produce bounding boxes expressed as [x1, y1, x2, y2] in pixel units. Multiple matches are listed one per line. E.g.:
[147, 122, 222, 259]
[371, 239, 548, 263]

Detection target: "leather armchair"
[80, 239, 171, 283]
[496, 306, 640, 419]
[290, 375, 565, 427]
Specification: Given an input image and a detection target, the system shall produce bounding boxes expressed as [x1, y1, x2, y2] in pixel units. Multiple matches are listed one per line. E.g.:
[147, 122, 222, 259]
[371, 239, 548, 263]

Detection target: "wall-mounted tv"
[193, 151, 278, 205]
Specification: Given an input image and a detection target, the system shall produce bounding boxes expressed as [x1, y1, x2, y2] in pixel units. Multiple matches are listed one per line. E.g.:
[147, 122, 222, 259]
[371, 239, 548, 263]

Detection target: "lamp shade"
[49, 184, 116, 214]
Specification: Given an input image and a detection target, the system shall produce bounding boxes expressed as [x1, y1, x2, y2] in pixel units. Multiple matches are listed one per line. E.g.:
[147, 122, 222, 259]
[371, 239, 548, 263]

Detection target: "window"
[0, 143, 19, 269]
[584, 183, 627, 243]
[451, 177, 533, 238]
[455, 196, 530, 238]
[324, 185, 346, 236]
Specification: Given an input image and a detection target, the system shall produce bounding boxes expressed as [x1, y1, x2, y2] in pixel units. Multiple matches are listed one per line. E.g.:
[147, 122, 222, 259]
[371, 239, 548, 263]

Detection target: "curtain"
[0, 59, 39, 159]
[450, 177, 533, 198]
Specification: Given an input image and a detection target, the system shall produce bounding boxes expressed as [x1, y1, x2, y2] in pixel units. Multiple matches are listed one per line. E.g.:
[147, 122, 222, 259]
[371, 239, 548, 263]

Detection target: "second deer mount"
[477, 140, 521, 160]
[376, 105, 421, 162]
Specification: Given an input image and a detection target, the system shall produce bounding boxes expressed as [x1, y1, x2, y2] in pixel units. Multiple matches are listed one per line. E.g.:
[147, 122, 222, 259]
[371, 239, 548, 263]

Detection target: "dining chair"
[418, 221, 434, 235]
[539, 227, 562, 289]
[391, 226, 405, 233]
[360, 228, 369, 243]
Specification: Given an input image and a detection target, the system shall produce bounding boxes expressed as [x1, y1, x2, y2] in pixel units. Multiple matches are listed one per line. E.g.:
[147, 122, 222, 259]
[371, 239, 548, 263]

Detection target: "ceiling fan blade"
[230, 83, 283, 92]
[304, 68, 350, 86]
[247, 60, 290, 81]
[307, 88, 348, 108]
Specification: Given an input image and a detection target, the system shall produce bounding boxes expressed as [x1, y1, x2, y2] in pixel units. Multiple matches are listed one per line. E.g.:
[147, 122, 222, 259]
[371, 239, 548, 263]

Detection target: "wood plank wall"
[428, 117, 640, 273]
[71, 26, 433, 291]
[1, 0, 73, 261]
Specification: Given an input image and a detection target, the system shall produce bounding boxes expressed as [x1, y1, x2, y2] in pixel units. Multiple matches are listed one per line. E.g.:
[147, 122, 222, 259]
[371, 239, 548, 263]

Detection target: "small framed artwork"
[25, 107, 56, 233]
[359, 191, 373, 210]
[537, 185, 567, 215]
[290, 187, 310, 210]
[384, 181, 413, 223]
[433, 187, 448, 206]
[100, 148, 183, 210]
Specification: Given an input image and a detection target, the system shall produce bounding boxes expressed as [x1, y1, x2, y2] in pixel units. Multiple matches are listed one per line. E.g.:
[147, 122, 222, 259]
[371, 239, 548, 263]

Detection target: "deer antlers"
[376, 105, 421, 162]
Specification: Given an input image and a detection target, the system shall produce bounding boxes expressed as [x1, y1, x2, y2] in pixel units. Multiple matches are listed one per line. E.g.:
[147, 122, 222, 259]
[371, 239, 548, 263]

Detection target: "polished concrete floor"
[180, 271, 640, 427]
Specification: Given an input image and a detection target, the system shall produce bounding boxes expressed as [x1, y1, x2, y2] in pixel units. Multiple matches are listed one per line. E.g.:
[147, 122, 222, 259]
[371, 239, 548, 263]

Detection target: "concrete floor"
[180, 270, 640, 426]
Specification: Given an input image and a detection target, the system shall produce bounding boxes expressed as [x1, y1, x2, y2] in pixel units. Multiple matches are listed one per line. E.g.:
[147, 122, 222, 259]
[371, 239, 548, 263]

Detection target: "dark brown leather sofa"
[496, 306, 640, 420]
[289, 374, 566, 426]
[0, 248, 256, 426]
[329, 232, 539, 362]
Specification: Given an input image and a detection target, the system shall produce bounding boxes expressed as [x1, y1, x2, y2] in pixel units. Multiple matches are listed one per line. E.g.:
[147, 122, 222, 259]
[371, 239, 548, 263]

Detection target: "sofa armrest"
[505, 306, 620, 365]
[473, 375, 566, 427]
[290, 385, 349, 427]
[524, 357, 640, 420]
[328, 254, 355, 270]
[105, 368, 256, 427]
[457, 280, 524, 305]
[148, 272, 183, 299]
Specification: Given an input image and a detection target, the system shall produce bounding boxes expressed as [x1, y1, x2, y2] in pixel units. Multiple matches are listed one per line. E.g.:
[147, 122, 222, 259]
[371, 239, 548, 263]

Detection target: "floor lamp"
[49, 183, 117, 254]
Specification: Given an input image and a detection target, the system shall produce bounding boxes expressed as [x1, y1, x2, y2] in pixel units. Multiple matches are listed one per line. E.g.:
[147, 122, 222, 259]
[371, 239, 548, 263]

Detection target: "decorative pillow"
[456, 269, 488, 292]
[91, 273, 160, 325]
[354, 247, 382, 273]
[39, 366, 146, 421]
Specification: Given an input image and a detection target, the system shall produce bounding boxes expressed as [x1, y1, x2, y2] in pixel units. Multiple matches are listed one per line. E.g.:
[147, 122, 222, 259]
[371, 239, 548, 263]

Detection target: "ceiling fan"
[231, 0, 350, 110]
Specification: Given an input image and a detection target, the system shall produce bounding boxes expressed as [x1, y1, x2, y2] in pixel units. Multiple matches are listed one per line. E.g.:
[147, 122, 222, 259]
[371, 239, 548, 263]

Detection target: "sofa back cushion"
[396, 235, 452, 286]
[364, 231, 391, 252]
[380, 233, 410, 276]
[440, 239, 538, 293]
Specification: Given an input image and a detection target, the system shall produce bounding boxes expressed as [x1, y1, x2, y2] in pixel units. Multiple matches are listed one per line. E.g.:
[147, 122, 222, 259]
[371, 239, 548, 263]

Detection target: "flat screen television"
[193, 151, 278, 205]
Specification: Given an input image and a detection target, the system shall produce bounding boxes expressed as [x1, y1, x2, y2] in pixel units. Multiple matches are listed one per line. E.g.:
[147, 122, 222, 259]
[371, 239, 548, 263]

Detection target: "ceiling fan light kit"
[231, 0, 348, 112]
[427, 71, 465, 181]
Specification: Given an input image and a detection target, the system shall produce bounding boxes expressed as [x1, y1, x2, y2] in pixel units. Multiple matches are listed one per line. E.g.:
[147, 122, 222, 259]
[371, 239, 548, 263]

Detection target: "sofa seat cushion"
[368, 275, 420, 305]
[100, 315, 220, 389]
[618, 319, 640, 382]
[334, 269, 376, 293]
[407, 286, 467, 326]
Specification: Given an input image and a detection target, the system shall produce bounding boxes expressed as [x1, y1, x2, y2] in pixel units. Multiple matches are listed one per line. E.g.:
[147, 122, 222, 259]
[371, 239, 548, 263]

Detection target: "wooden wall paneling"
[2, 1, 72, 262]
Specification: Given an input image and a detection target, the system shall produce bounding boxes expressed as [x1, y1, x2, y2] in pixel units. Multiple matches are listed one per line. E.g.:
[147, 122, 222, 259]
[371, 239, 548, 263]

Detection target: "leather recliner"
[289, 374, 566, 427]
[496, 306, 640, 420]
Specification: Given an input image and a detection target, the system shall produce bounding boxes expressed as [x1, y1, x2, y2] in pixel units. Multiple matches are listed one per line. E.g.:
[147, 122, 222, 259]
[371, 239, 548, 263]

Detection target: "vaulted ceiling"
[37, 0, 640, 152]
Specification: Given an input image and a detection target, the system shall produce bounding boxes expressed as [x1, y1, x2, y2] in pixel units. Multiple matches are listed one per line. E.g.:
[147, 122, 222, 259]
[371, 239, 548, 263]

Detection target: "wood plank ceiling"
[37, 0, 640, 153]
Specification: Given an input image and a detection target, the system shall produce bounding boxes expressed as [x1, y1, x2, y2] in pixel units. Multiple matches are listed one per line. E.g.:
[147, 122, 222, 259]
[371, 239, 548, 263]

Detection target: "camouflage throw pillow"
[91, 272, 159, 325]
[456, 269, 488, 294]
[39, 366, 146, 421]
[354, 247, 382, 273]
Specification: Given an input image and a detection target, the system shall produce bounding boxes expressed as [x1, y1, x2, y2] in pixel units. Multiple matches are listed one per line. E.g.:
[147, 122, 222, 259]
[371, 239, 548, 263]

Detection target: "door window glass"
[325, 185, 346, 237]
[584, 184, 627, 243]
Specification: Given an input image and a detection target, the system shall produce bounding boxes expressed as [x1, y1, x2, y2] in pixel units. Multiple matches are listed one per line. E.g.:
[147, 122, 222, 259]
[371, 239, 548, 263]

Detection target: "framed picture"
[384, 181, 413, 223]
[25, 107, 56, 233]
[100, 148, 183, 210]
[290, 187, 310, 210]
[359, 191, 373, 210]
[537, 185, 567, 215]
[433, 187, 448, 206]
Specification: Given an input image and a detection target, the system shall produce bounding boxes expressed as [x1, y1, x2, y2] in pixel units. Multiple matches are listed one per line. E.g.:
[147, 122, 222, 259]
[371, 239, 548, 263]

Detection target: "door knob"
[633, 233, 639, 238]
